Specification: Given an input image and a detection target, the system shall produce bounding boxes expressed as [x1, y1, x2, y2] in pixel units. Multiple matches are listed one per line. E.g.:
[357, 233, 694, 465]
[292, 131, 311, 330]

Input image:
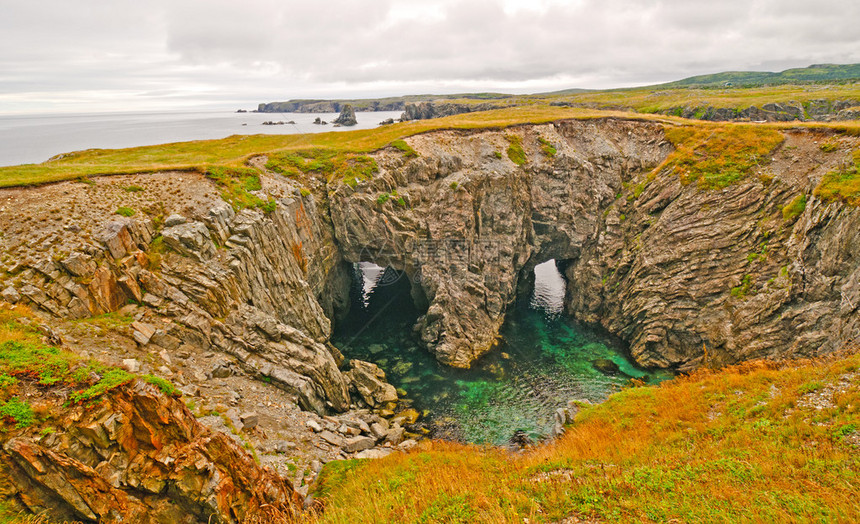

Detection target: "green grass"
[142, 374, 178, 396]
[660, 124, 785, 189]
[814, 150, 860, 205]
[312, 352, 860, 523]
[782, 194, 808, 221]
[731, 274, 755, 298]
[0, 305, 177, 415]
[506, 135, 527, 166]
[204, 166, 277, 213]
[115, 206, 135, 217]
[538, 137, 557, 157]
[391, 139, 418, 158]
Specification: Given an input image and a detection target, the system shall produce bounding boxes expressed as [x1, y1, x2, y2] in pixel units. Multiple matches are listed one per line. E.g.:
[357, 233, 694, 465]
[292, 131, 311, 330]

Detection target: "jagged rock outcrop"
[333, 104, 358, 126]
[661, 99, 860, 122]
[328, 121, 860, 370]
[400, 101, 509, 121]
[2, 117, 858, 381]
[0, 380, 302, 523]
[329, 120, 671, 367]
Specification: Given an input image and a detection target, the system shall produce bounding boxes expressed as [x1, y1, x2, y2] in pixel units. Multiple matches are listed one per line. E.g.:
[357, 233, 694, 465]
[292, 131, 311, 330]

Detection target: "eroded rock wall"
[0, 381, 301, 523]
[330, 121, 860, 370]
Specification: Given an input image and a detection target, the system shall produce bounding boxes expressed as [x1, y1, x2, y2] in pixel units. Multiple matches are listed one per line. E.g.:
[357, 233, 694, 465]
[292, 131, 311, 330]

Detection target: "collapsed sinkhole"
[331, 259, 666, 445]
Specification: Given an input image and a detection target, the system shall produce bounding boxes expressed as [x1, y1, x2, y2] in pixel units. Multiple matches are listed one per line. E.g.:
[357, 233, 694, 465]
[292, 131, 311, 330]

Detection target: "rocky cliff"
[327, 120, 860, 369]
[399, 101, 510, 121]
[659, 99, 860, 122]
[1, 118, 858, 392]
[0, 380, 302, 523]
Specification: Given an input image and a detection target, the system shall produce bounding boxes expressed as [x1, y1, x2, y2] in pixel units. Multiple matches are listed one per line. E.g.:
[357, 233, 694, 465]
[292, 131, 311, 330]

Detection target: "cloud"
[0, 0, 858, 113]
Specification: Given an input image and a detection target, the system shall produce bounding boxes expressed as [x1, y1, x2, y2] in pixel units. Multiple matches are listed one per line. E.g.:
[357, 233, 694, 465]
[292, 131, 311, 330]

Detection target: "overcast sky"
[1, 0, 858, 114]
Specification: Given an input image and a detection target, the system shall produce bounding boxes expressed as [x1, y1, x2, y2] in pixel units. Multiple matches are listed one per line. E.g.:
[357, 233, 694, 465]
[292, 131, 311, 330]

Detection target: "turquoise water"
[332, 261, 670, 445]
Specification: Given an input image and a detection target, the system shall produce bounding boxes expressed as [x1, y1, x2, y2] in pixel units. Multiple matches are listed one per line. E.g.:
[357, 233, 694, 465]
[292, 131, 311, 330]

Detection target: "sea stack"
[334, 104, 358, 126]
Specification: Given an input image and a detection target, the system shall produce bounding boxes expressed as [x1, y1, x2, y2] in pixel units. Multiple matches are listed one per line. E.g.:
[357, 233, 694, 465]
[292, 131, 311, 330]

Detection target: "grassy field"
[0, 106, 654, 188]
[548, 83, 860, 114]
[313, 350, 860, 523]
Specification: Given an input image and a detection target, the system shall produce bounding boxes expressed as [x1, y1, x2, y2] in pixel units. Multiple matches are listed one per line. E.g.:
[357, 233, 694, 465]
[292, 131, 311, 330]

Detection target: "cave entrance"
[529, 259, 567, 316]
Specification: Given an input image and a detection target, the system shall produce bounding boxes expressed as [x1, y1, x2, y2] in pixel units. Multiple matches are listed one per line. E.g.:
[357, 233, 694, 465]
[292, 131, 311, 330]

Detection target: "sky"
[1, 0, 858, 114]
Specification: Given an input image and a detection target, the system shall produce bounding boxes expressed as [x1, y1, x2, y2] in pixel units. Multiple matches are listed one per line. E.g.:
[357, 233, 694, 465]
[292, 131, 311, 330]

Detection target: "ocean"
[0, 109, 404, 167]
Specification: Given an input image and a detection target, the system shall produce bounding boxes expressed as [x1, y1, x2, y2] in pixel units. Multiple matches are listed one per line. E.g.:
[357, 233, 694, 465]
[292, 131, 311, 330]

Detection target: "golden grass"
[659, 124, 785, 189]
[0, 106, 656, 188]
[552, 83, 860, 114]
[815, 150, 860, 205]
[312, 351, 860, 523]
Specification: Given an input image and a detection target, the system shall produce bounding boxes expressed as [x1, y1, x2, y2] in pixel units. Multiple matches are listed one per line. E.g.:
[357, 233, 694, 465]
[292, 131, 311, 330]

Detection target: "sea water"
[332, 260, 671, 445]
[0, 109, 404, 167]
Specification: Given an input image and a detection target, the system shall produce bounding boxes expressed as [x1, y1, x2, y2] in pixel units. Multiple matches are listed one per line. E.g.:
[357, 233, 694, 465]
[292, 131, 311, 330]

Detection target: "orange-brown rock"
[0, 380, 302, 523]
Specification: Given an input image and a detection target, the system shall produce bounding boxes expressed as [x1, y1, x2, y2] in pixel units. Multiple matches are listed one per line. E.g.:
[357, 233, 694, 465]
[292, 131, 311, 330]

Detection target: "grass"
[731, 274, 755, 298]
[659, 124, 785, 189]
[537, 137, 557, 157]
[204, 166, 277, 213]
[0, 305, 177, 421]
[391, 139, 418, 158]
[782, 193, 808, 221]
[312, 350, 860, 523]
[115, 206, 135, 217]
[0, 106, 637, 188]
[265, 149, 378, 187]
[814, 150, 860, 205]
[506, 135, 527, 166]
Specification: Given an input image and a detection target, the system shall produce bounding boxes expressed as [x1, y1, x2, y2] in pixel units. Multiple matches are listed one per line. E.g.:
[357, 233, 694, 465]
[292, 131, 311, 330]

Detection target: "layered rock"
[328, 121, 860, 370]
[2, 118, 858, 383]
[0, 380, 302, 523]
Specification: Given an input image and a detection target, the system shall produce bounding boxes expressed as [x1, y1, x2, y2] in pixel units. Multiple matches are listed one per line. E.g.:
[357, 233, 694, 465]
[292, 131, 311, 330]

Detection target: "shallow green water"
[332, 261, 670, 445]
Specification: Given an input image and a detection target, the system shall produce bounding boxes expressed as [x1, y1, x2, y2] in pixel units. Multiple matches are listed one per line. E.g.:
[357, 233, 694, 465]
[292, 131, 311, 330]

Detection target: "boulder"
[592, 359, 620, 375]
[346, 360, 398, 407]
[343, 436, 375, 453]
[164, 214, 187, 227]
[240, 412, 259, 431]
[1, 286, 19, 304]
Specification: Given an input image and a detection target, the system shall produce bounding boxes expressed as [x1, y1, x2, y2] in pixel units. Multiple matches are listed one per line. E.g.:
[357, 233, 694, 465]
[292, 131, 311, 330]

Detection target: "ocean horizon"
[0, 109, 403, 167]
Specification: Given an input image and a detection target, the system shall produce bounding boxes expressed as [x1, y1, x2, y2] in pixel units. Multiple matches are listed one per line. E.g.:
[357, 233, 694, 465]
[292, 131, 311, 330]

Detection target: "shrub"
[0, 397, 33, 428]
[142, 374, 177, 396]
[377, 192, 391, 205]
[70, 368, 134, 403]
[450, 181, 459, 190]
[116, 206, 135, 217]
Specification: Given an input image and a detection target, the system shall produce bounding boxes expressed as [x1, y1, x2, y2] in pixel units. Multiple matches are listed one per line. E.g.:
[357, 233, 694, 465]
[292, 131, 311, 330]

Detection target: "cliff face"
[1, 119, 857, 399]
[660, 99, 860, 122]
[329, 121, 860, 369]
[0, 381, 302, 523]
